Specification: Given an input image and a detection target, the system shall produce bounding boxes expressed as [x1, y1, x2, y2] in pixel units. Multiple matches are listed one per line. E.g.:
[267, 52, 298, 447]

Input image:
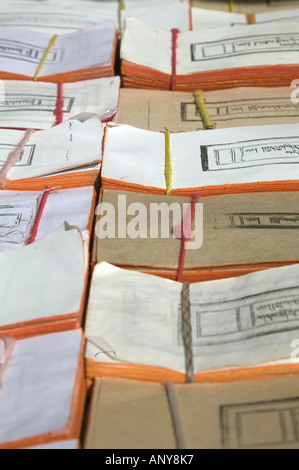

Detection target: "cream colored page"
[116, 87, 299, 132]
[84, 378, 176, 449]
[121, 18, 172, 75]
[85, 262, 299, 371]
[1, 115, 102, 180]
[0, 77, 120, 129]
[36, 187, 94, 242]
[192, 8, 246, 29]
[0, 330, 81, 445]
[0, 224, 84, 326]
[102, 124, 166, 189]
[121, 1, 190, 32]
[0, 23, 115, 77]
[177, 376, 299, 449]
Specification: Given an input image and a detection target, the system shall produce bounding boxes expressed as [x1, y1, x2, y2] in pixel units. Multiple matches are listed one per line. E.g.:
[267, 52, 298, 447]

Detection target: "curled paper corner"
[0, 337, 15, 388]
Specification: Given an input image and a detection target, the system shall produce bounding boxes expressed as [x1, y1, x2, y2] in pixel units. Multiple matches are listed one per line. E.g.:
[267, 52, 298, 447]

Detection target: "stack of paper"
[0, 114, 103, 190]
[0, 77, 120, 130]
[85, 262, 299, 383]
[94, 190, 299, 282]
[121, 18, 299, 91]
[0, 23, 117, 83]
[0, 0, 191, 34]
[192, 8, 299, 29]
[0, 224, 88, 337]
[84, 376, 299, 449]
[193, 0, 299, 13]
[101, 123, 299, 197]
[0, 186, 95, 251]
[116, 87, 299, 132]
[0, 329, 85, 449]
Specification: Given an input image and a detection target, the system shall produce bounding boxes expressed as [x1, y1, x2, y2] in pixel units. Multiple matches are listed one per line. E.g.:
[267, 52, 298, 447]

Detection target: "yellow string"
[228, 0, 234, 12]
[165, 130, 172, 196]
[33, 35, 58, 81]
[246, 13, 256, 24]
[194, 90, 215, 130]
[119, 0, 125, 10]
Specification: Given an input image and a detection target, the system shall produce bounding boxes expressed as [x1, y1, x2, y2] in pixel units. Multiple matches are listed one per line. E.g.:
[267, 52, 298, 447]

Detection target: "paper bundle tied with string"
[0, 23, 117, 83]
[0, 224, 89, 338]
[0, 330, 85, 449]
[0, 77, 120, 130]
[116, 87, 299, 133]
[85, 262, 299, 384]
[0, 114, 103, 191]
[101, 122, 299, 197]
[84, 375, 299, 449]
[94, 190, 299, 283]
[121, 17, 299, 91]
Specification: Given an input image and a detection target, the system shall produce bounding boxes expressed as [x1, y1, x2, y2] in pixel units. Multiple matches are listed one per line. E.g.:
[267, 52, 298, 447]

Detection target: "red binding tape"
[174, 192, 202, 283]
[171, 28, 180, 92]
[53, 83, 64, 126]
[26, 189, 52, 245]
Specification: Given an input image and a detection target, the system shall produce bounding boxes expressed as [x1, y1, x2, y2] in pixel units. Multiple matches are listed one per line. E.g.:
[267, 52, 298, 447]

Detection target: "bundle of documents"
[0, 114, 103, 190]
[0, 0, 191, 34]
[101, 123, 299, 197]
[0, 77, 120, 130]
[0, 224, 88, 337]
[116, 87, 299, 132]
[192, 7, 299, 30]
[0, 23, 117, 82]
[85, 376, 299, 449]
[94, 190, 299, 282]
[121, 18, 299, 91]
[85, 262, 299, 382]
[0, 330, 85, 449]
[193, 0, 299, 13]
[0, 186, 95, 251]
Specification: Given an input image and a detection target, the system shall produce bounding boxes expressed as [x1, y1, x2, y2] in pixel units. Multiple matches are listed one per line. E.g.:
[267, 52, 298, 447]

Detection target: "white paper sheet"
[0, 114, 103, 180]
[0, 224, 85, 327]
[0, 329, 81, 445]
[0, 22, 115, 78]
[85, 262, 299, 372]
[0, 77, 120, 129]
[102, 123, 299, 190]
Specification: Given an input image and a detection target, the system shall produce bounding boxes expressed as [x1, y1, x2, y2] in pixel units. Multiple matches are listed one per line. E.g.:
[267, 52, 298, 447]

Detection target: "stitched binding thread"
[165, 130, 172, 196]
[25, 189, 53, 245]
[174, 192, 202, 283]
[165, 382, 187, 449]
[0, 129, 35, 189]
[33, 35, 58, 81]
[181, 283, 194, 383]
[171, 28, 179, 91]
[194, 90, 216, 130]
[53, 83, 64, 126]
